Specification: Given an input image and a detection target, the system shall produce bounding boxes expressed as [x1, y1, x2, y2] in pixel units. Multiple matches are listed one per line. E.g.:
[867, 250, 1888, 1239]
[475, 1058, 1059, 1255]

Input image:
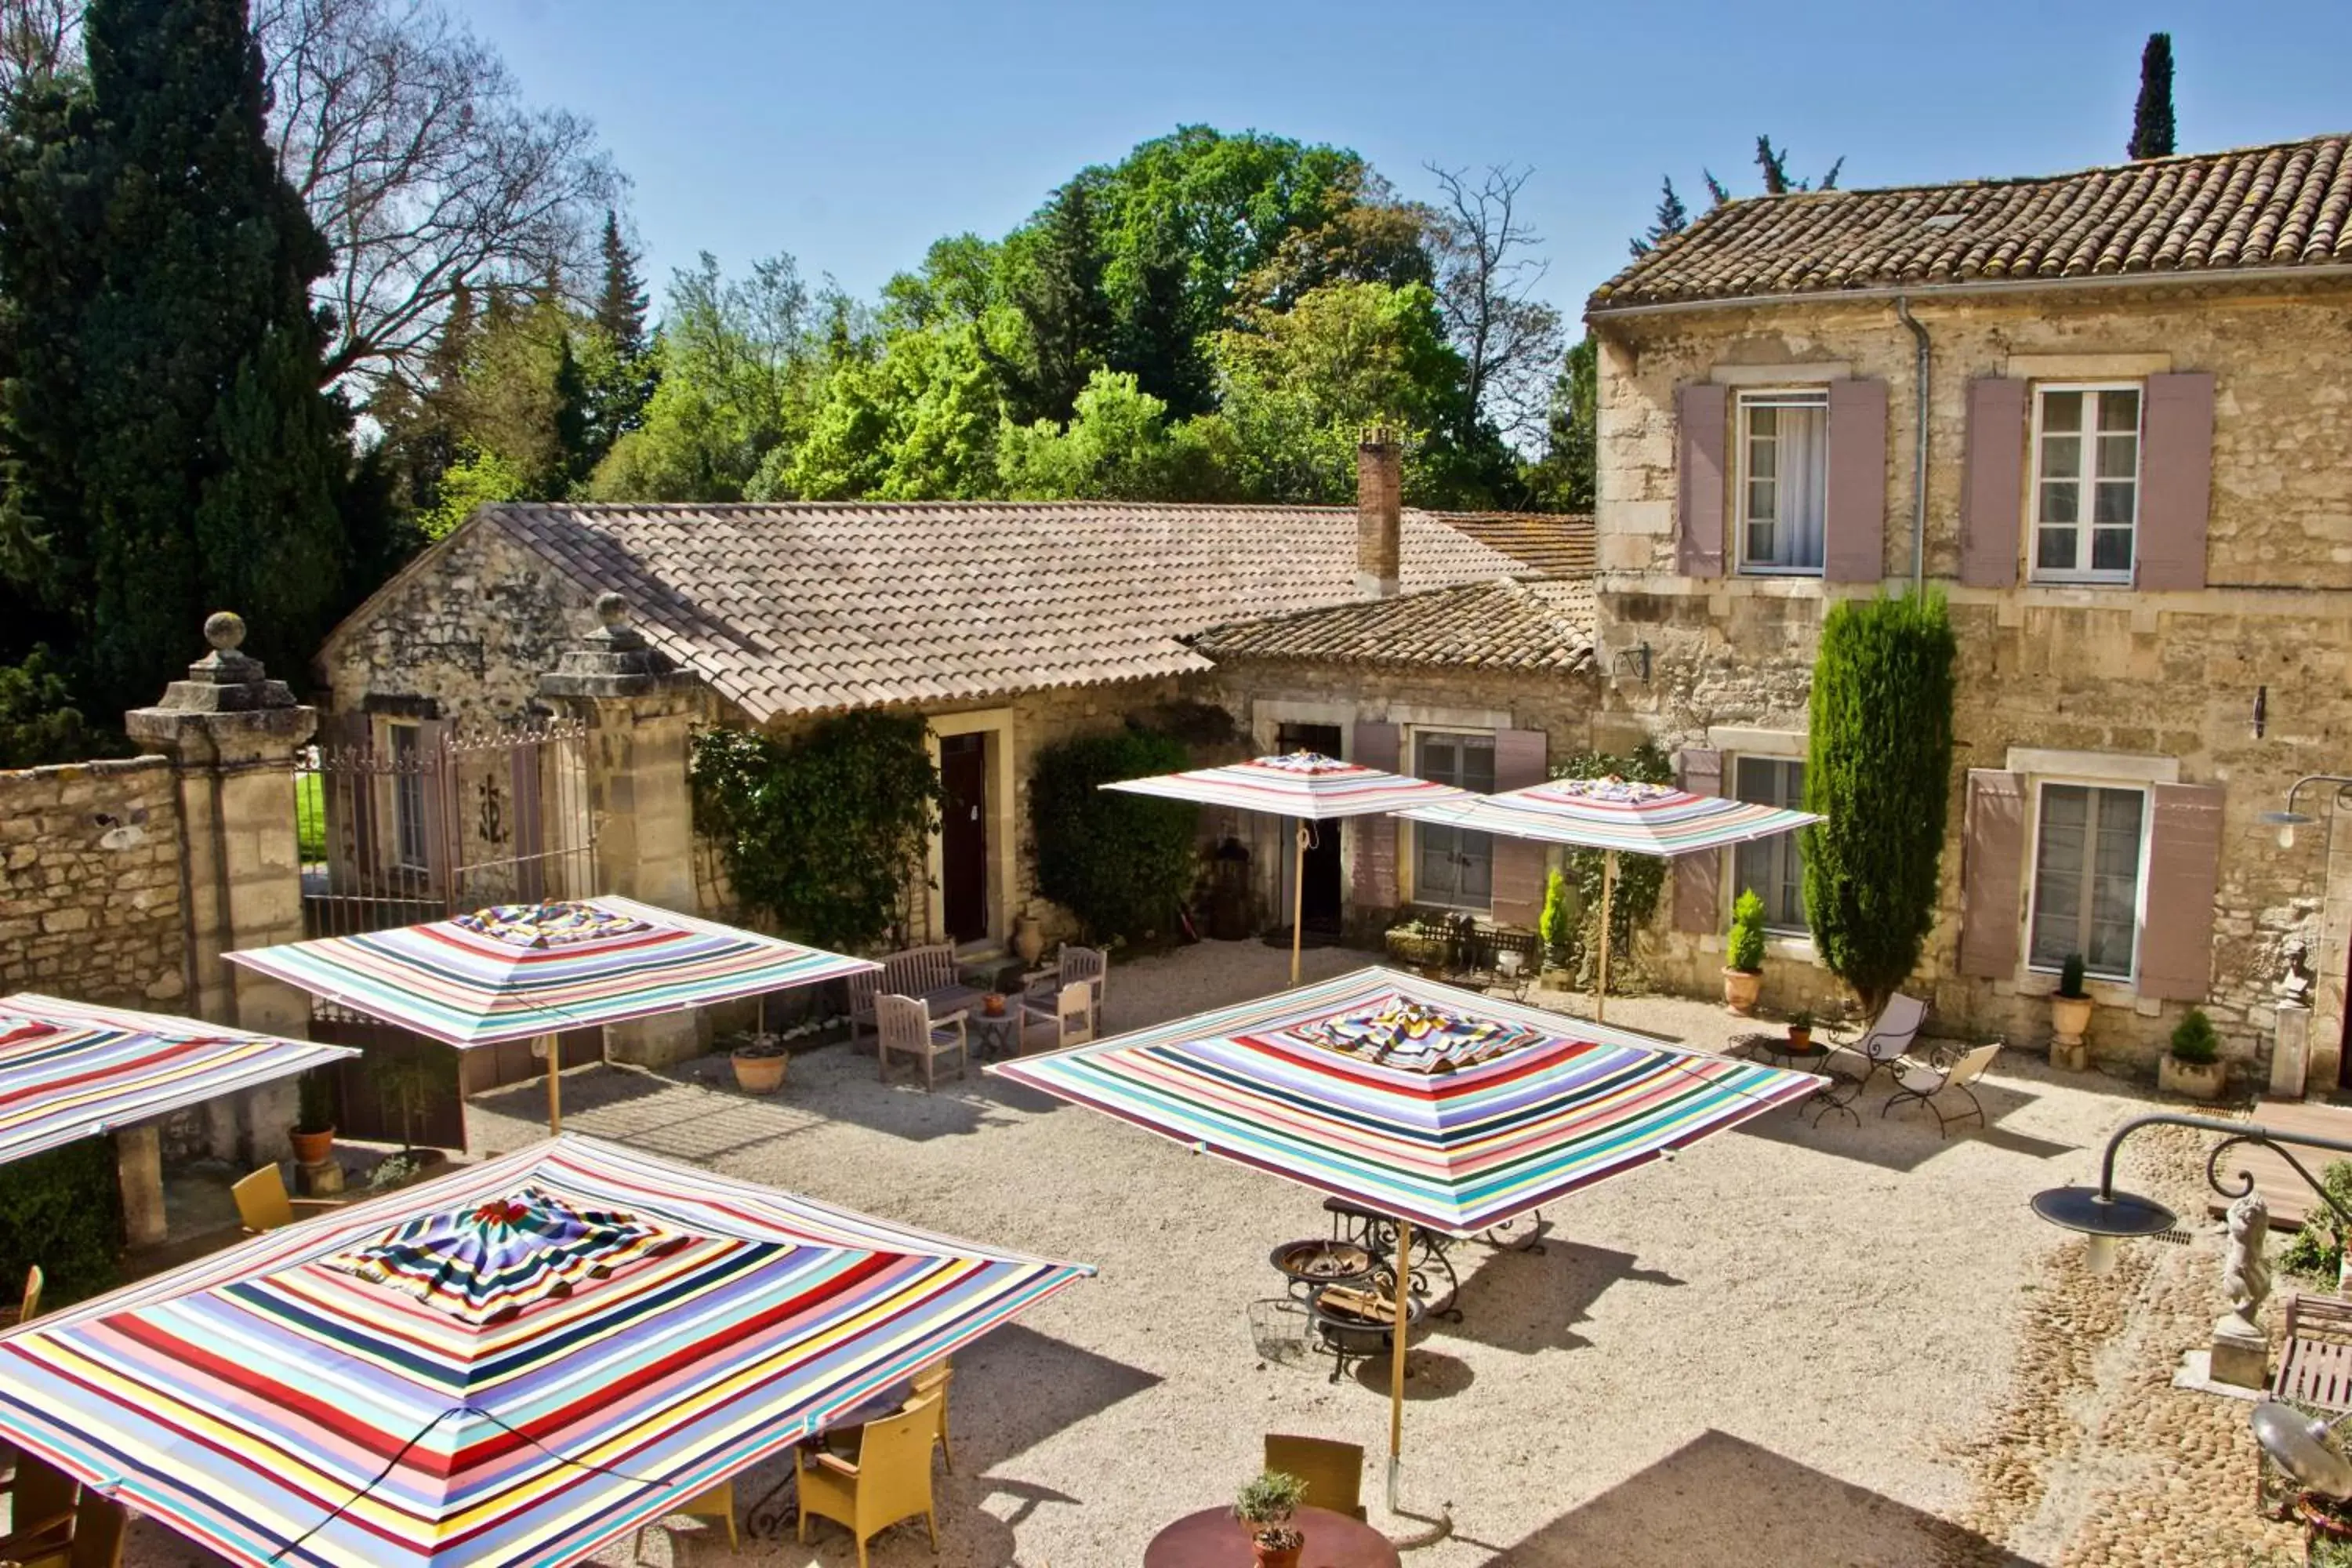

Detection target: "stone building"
[314, 452, 1590, 960]
[1582, 132, 2352, 1078]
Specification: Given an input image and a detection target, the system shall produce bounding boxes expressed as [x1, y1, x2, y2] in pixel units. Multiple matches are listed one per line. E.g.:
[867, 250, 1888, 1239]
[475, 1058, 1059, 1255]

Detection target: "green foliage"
[295, 768, 325, 861]
[1727, 888, 1768, 973]
[1538, 868, 1573, 970]
[0, 0, 354, 714]
[1802, 590, 1958, 1014]
[418, 445, 525, 540]
[1232, 1469, 1306, 1528]
[2169, 1007, 2220, 1065]
[2057, 953, 2088, 1000]
[1521, 336, 1596, 512]
[689, 713, 942, 951]
[1555, 744, 1675, 982]
[0, 650, 93, 767]
[790, 322, 1002, 501]
[0, 1137, 123, 1305]
[2130, 33, 2176, 160]
[996, 370, 1221, 501]
[367, 1047, 452, 1152]
[295, 1068, 336, 1134]
[2281, 1160, 2352, 1281]
[1029, 728, 1196, 944]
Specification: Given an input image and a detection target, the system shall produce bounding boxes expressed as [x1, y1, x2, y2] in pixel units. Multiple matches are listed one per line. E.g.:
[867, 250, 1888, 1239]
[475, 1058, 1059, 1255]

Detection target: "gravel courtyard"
[107, 940, 2259, 1566]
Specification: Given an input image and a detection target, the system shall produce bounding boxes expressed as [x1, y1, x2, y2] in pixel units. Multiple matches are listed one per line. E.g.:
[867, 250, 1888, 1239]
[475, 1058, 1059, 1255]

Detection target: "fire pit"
[1305, 1282, 1423, 1381]
[1269, 1237, 1373, 1298]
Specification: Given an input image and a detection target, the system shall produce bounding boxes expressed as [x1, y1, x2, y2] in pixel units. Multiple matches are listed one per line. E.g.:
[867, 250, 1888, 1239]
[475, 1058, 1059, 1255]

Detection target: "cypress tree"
[0, 0, 348, 717]
[1801, 591, 1958, 1014]
[2129, 33, 2176, 159]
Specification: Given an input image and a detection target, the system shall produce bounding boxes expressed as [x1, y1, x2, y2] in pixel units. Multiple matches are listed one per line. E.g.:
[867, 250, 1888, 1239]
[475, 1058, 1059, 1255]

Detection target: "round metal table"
[1142, 1504, 1400, 1568]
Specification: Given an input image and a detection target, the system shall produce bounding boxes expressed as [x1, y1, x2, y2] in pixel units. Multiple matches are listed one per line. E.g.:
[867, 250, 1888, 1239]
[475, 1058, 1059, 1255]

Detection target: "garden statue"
[2209, 1190, 2274, 1389]
[2280, 938, 2317, 1006]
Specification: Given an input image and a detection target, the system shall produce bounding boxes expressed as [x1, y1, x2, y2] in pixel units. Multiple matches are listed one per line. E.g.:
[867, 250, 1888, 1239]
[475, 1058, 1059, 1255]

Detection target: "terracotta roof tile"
[485, 501, 1570, 721]
[1192, 576, 1595, 673]
[1425, 513, 1594, 576]
[1591, 134, 2352, 311]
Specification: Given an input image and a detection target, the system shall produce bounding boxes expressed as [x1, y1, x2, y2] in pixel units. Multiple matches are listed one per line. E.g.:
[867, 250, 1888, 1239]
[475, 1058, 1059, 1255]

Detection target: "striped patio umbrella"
[1104, 753, 1472, 983]
[227, 895, 878, 1132]
[0, 994, 357, 1165]
[0, 1135, 1093, 1568]
[1393, 776, 1821, 1021]
[991, 965, 1820, 1508]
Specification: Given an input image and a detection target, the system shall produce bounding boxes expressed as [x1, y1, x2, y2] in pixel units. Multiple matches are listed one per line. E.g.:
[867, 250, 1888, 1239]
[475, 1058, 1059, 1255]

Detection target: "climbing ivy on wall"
[1030, 728, 1197, 943]
[689, 713, 943, 951]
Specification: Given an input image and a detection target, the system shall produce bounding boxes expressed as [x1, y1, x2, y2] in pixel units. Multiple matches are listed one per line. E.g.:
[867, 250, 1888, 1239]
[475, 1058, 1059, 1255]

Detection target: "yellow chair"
[906, 1362, 954, 1473]
[796, 1397, 940, 1568]
[231, 1165, 347, 1233]
[633, 1478, 735, 1559]
[1264, 1433, 1366, 1521]
[0, 1487, 125, 1568]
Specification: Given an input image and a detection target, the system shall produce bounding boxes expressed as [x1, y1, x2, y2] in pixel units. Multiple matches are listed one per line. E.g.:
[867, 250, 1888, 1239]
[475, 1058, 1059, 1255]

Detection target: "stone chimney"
[1356, 427, 1401, 599]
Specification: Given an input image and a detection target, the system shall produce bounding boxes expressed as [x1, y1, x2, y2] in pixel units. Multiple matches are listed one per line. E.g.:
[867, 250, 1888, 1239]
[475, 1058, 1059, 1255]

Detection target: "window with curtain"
[1738, 389, 1828, 574]
[1413, 731, 1494, 910]
[2028, 783, 2145, 978]
[2032, 384, 2141, 582]
[1732, 756, 1807, 933]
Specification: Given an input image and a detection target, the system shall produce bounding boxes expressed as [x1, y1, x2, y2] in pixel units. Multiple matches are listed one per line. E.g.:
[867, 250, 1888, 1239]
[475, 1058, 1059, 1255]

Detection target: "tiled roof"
[1428, 513, 1595, 576]
[1591, 134, 2352, 310]
[1192, 575, 1595, 673]
[481, 501, 1563, 720]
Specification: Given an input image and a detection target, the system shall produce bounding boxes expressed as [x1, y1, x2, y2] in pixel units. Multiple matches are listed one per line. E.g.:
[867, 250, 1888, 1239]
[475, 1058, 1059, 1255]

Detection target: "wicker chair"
[797, 1397, 942, 1567]
[231, 1165, 347, 1233]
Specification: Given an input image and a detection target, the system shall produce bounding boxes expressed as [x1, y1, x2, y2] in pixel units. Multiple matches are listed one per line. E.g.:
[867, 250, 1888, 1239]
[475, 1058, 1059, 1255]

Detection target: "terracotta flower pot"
[289, 1127, 335, 1167]
[731, 1047, 788, 1095]
[1787, 1025, 1813, 1051]
[1014, 914, 1045, 965]
[2158, 1053, 2226, 1102]
[1251, 1530, 1303, 1568]
[1723, 967, 1762, 1017]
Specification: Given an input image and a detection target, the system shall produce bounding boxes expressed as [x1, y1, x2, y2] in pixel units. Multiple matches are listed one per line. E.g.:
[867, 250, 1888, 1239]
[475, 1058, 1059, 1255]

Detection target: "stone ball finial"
[594, 592, 628, 629]
[203, 610, 246, 652]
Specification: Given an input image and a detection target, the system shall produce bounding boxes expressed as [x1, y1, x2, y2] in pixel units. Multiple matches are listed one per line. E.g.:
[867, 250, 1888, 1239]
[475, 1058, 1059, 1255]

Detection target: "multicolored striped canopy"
[992, 967, 1823, 1237]
[1102, 751, 1472, 819]
[0, 1135, 1091, 1568]
[0, 994, 358, 1164]
[1391, 775, 1820, 857]
[226, 895, 878, 1047]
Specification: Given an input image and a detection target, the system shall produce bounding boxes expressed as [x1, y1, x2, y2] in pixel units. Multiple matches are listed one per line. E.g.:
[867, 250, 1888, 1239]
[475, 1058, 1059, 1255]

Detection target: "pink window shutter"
[2136, 372, 2216, 591]
[1351, 720, 1401, 912]
[1956, 769, 2026, 977]
[1959, 379, 2026, 590]
[1676, 383, 1727, 579]
[2138, 782, 2223, 1000]
[1489, 729, 1549, 929]
[1671, 748, 1723, 933]
[1823, 379, 1888, 583]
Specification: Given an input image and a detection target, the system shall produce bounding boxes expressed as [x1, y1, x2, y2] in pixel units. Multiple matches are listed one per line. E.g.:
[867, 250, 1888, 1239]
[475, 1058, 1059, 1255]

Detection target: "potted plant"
[289, 1069, 337, 1167]
[2159, 1006, 2227, 1102]
[1785, 1009, 1814, 1051]
[731, 1031, 789, 1094]
[1722, 888, 1766, 1016]
[2049, 953, 2094, 1071]
[1232, 1469, 1308, 1568]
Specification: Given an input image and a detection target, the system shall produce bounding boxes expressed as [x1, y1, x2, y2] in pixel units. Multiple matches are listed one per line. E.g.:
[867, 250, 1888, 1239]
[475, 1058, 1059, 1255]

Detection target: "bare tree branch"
[0, 0, 76, 107]
[1425, 162, 1565, 448]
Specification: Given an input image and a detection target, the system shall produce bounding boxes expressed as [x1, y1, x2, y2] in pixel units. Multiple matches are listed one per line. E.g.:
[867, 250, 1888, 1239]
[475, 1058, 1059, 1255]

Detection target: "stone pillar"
[539, 593, 705, 1067]
[115, 1124, 168, 1249]
[2274, 1001, 2312, 1099]
[125, 612, 318, 1167]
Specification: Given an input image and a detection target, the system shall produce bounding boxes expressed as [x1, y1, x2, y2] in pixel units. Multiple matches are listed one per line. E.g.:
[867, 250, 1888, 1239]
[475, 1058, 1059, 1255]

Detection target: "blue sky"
[470, 1, 2352, 328]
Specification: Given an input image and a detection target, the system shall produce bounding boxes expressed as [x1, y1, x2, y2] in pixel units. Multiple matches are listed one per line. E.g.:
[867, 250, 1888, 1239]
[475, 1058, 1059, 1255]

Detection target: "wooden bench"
[2274, 1291, 2352, 1412]
[849, 945, 967, 1049]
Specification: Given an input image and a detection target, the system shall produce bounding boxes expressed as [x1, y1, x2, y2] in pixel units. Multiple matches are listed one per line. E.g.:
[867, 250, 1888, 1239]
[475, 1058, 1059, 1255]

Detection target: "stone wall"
[1588, 278, 2352, 1075]
[0, 756, 187, 1007]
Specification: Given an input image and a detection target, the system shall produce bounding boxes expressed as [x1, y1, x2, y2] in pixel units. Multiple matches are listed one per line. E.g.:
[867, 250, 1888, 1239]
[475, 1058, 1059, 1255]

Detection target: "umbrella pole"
[1388, 1216, 1410, 1512]
[1595, 848, 1617, 1025]
[543, 1033, 561, 1135]
[1290, 821, 1308, 987]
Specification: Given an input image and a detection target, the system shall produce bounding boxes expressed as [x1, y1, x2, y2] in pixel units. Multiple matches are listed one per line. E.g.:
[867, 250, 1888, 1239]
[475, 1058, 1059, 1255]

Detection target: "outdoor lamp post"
[2260, 774, 2352, 850]
[2033, 1112, 2352, 1273]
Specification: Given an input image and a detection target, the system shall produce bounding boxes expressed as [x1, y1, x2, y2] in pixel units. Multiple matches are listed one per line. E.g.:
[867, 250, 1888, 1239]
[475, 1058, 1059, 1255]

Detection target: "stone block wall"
[0, 756, 187, 1007]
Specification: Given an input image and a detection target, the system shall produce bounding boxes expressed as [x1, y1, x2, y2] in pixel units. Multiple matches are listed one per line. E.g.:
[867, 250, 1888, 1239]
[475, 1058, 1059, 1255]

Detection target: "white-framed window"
[387, 721, 429, 871]
[1412, 731, 1494, 911]
[1737, 388, 1828, 575]
[2031, 383, 2142, 583]
[2027, 781, 2147, 980]
[1731, 756, 1808, 934]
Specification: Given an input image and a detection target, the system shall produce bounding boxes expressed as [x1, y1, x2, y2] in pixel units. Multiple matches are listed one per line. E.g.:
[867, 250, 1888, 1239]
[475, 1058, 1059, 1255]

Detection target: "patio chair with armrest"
[1020, 978, 1093, 1054]
[1055, 945, 1105, 1018]
[231, 1164, 347, 1233]
[876, 994, 967, 1091]
[1882, 1040, 2004, 1138]
[1264, 1433, 1364, 1520]
[796, 1396, 941, 1568]
[0, 1488, 126, 1568]
[1828, 993, 1928, 1098]
[906, 1361, 954, 1472]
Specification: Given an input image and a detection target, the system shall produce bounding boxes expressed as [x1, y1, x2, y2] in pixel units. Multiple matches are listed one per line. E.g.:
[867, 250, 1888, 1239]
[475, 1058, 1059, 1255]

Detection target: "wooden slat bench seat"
[2274, 1291, 2352, 1412]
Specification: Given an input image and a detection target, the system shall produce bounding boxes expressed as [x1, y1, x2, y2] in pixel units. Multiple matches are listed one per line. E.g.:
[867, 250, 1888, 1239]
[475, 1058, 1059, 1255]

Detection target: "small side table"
[971, 1006, 1025, 1060]
[1733, 1033, 1858, 1124]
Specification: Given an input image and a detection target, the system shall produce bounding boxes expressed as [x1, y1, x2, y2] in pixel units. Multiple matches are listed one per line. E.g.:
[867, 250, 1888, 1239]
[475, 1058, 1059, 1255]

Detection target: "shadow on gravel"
[1443, 1240, 1686, 1356]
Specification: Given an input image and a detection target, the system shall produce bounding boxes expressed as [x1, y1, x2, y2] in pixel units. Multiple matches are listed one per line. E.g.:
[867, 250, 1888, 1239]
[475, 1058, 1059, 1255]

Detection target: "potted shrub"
[289, 1069, 337, 1167]
[2159, 1007, 2227, 1102]
[1232, 1469, 1308, 1568]
[1785, 1010, 1814, 1051]
[731, 1032, 789, 1094]
[2049, 953, 2094, 1071]
[1722, 888, 1766, 1016]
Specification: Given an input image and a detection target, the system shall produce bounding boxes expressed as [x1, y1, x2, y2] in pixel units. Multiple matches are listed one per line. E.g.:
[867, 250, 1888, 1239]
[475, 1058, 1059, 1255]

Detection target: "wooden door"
[1276, 722, 1345, 931]
[940, 734, 989, 942]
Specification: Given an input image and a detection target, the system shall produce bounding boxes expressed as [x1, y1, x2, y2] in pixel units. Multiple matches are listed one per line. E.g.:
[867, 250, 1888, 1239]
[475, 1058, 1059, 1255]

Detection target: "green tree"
[996, 182, 1111, 424]
[1802, 591, 1958, 1014]
[0, 0, 354, 717]
[593, 209, 649, 359]
[1629, 139, 1842, 258]
[996, 369, 1222, 501]
[2129, 33, 2176, 159]
[789, 324, 1002, 501]
[1628, 177, 1690, 259]
[1030, 728, 1197, 943]
[1522, 336, 1596, 511]
[582, 209, 656, 466]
